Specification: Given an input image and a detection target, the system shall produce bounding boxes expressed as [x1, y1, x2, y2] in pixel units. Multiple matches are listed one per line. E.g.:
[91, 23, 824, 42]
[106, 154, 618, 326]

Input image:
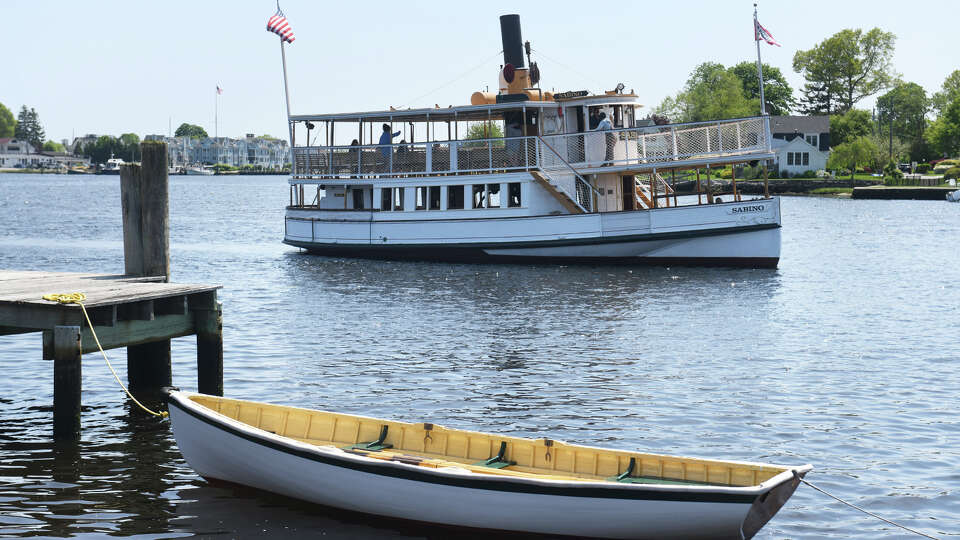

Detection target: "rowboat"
[167, 391, 811, 539]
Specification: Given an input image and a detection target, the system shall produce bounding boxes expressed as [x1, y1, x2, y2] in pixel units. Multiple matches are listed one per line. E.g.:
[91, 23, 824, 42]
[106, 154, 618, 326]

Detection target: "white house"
[772, 136, 829, 176]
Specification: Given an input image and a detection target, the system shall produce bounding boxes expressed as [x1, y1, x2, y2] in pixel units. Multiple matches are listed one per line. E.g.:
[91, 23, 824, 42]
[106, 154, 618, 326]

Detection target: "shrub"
[883, 160, 904, 181]
[816, 169, 829, 178]
[800, 170, 817, 178]
[916, 163, 931, 173]
[944, 167, 960, 180]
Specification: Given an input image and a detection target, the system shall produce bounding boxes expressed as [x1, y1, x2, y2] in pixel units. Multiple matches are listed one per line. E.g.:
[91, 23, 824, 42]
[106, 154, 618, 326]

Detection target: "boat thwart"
[167, 391, 811, 539]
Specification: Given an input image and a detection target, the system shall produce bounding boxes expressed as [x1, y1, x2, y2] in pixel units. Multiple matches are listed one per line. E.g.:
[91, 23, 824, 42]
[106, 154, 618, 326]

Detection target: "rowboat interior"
[188, 393, 791, 488]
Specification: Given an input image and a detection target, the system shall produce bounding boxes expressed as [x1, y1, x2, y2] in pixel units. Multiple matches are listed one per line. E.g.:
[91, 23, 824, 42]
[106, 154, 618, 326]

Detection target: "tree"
[465, 122, 504, 139]
[42, 140, 65, 152]
[174, 123, 208, 139]
[876, 82, 928, 144]
[728, 62, 795, 115]
[931, 70, 960, 117]
[14, 106, 45, 149]
[793, 28, 897, 114]
[0, 102, 14, 138]
[827, 136, 878, 180]
[119, 133, 141, 162]
[830, 109, 873, 147]
[671, 62, 757, 122]
[926, 98, 960, 158]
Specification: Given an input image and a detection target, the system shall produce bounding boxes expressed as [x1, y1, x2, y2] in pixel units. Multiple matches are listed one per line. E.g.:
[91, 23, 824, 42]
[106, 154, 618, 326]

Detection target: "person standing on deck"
[379, 124, 401, 171]
[593, 112, 614, 165]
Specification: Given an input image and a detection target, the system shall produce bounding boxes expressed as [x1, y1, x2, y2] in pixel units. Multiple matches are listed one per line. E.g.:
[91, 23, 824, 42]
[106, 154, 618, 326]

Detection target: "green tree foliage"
[830, 109, 873, 147]
[465, 122, 504, 139]
[931, 70, 960, 117]
[174, 123, 208, 139]
[14, 106, 45, 149]
[673, 62, 758, 122]
[876, 82, 928, 144]
[0, 103, 15, 138]
[926, 98, 960, 158]
[793, 28, 897, 114]
[75, 134, 141, 164]
[827, 136, 878, 179]
[42, 140, 65, 152]
[728, 62, 794, 115]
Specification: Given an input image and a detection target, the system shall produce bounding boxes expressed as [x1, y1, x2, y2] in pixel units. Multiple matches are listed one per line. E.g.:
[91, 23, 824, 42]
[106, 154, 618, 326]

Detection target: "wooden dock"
[851, 185, 956, 200]
[0, 270, 223, 437]
[0, 141, 224, 439]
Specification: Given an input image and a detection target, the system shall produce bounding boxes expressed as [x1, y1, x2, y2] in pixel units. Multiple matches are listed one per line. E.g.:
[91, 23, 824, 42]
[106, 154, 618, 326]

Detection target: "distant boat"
[185, 165, 214, 176]
[67, 166, 94, 175]
[947, 189, 960, 202]
[168, 390, 812, 539]
[99, 156, 124, 175]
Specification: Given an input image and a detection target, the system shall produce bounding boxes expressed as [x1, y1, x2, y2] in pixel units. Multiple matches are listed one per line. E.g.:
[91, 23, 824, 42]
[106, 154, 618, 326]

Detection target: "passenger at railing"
[378, 124, 401, 172]
[593, 112, 614, 165]
[396, 139, 408, 175]
[349, 139, 359, 177]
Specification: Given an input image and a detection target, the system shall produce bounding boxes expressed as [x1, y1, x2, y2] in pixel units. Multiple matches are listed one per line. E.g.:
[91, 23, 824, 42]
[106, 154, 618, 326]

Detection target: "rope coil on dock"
[41, 293, 169, 419]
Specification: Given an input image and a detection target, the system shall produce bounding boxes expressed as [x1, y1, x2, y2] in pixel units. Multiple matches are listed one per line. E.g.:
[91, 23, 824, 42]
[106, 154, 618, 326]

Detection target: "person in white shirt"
[593, 112, 614, 164]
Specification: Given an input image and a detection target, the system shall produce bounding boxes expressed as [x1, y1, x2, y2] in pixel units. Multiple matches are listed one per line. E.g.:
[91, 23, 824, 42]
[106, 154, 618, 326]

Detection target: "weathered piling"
[53, 326, 82, 437]
[121, 142, 172, 390]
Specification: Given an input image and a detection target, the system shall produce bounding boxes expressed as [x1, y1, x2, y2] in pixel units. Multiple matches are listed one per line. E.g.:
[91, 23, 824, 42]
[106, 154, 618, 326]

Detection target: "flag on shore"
[216, 85, 223, 95]
[267, 8, 295, 44]
[754, 19, 780, 47]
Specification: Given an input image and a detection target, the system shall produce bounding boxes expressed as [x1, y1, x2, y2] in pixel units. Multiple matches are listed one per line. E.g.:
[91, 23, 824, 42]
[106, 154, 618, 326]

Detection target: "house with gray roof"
[768, 115, 831, 176]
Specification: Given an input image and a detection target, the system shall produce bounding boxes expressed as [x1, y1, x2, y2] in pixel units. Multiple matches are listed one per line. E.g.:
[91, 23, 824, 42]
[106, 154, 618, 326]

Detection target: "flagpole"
[754, 3, 767, 116]
[280, 39, 294, 174]
[215, 89, 219, 139]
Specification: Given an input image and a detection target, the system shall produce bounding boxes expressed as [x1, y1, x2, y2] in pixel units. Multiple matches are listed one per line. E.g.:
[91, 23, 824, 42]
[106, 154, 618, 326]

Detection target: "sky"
[3, 0, 958, 144]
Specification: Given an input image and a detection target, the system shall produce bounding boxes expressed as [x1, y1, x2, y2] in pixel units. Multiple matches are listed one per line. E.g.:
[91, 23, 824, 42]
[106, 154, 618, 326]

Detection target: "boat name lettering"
[553, 90, 589, 99]
[731, 205, 765, 214]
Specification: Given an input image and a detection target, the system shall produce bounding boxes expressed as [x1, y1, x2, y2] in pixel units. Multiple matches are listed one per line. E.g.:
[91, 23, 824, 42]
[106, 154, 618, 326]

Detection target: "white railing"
[292, 116, 770, 179]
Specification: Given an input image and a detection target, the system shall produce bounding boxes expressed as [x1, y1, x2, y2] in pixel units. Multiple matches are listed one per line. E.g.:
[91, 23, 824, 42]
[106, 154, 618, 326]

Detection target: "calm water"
[0, 173, 957, 539]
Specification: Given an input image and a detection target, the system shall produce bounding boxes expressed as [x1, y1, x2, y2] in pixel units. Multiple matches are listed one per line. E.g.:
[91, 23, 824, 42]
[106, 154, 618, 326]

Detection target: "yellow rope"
[42, 293, 169, 418]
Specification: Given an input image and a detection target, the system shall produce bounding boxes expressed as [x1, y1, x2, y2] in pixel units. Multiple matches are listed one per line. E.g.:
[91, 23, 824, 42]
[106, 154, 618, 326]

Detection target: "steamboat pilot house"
[284, 15, 781, 267]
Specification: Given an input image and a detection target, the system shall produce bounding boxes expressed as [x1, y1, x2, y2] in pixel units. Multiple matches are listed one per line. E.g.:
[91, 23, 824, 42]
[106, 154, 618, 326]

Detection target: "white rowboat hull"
[168, 392, 808, 539]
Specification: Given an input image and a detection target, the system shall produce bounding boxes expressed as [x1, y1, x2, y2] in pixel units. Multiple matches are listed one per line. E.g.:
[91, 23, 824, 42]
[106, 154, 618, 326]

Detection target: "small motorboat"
[947, 189, 960, 202]
[167, 391, 811, 539]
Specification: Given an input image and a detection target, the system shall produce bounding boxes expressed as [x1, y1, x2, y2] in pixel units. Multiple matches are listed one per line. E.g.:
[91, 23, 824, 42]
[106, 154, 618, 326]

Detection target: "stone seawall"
[673, 178, 882, 195]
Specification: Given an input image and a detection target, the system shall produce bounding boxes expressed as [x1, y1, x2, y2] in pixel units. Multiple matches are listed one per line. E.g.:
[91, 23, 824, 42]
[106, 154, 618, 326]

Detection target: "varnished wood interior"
[190, 394, 786, 487]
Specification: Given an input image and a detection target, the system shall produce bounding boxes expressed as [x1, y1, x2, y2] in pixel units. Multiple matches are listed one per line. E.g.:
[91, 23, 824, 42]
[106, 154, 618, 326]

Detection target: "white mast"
[754, 3, 767, 116]
[280, 39, 294, 174]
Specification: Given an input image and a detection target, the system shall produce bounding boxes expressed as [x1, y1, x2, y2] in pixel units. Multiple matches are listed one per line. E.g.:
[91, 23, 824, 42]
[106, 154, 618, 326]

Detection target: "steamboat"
[283, 15, 780, 267]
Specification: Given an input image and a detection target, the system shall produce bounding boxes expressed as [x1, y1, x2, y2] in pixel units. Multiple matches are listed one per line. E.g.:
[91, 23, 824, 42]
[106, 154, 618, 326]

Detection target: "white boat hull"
[168, 393, 806, 539]
[284, 198, 782, 267]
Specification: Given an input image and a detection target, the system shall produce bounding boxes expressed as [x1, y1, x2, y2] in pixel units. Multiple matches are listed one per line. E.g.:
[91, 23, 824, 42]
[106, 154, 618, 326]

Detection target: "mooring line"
[42, 292, 168, 419]
[799, 477, 940, 539]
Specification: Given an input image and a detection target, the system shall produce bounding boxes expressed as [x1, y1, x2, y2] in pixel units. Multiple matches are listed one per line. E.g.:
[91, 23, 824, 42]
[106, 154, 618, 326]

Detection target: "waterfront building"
[0, 138, 90, 169]
[769, 116, 831, 176]
[144, 134, 289, 169]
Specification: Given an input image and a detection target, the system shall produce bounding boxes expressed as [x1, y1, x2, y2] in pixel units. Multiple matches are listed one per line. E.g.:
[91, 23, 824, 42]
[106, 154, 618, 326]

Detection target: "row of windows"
[787, 152, 809, 166]
[379, 183, 522, 212]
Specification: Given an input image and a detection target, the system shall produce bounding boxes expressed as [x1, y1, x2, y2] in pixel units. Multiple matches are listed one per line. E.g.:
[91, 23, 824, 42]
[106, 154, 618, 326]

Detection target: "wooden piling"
[120, 142, 172, 390]
[762, 162, 770, 198]
[53, 325, 82, 438]
[195, 297, 223, 396]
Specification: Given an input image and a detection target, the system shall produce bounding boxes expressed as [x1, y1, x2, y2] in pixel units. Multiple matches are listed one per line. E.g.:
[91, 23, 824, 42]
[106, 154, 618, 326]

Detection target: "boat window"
[448, 185, 465, 209]
[416, 186, 427, 210]
[508, 183, 521, 207]
[393, 187, 404, 211]
[612, 105, 623, 128]
[625, 106, 636, 128]
[487, 184, 501, 208]
[472, 184, 485, 209]
[380, 188, 391, 211]
[429, 186, 441, 210]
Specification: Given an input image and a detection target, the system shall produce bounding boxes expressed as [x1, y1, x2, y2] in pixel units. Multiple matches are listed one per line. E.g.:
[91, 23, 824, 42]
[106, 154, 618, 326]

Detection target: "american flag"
[266, 8, 295, 44]
[216, 85, 223, 95]
[754, 19, 780, 47]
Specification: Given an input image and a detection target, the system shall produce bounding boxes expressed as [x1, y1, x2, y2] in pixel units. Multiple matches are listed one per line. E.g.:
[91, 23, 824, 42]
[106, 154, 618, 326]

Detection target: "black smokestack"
[499, 14, 525, 69]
